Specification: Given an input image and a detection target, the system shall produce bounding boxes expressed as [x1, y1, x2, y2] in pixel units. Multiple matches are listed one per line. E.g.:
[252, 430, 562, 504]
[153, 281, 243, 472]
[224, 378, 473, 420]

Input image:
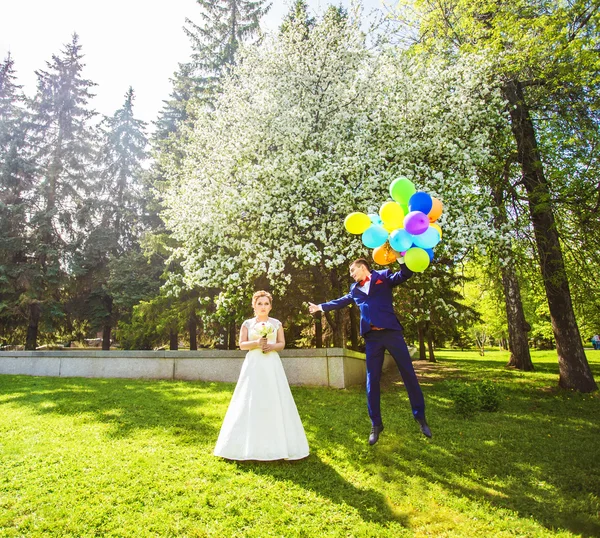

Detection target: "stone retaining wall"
[0, 348, 390, 389]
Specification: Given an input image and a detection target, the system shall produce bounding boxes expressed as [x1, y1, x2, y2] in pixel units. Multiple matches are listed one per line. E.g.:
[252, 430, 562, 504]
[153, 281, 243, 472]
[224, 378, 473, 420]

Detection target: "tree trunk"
[102, 295, 113, 351]
[102, 324, 111, 351]
[228, 321, 236, 350]
[417, 321, 426, 361]
[25, 302, 40, 350]
[491, 179, 534, 371]
[425, 321, 436, 362]
[503, 79, 597, 392]
[189, 311, 197, 351]
[323, 310, 344, 348]
[315, 311, 323, 348]
[349, 304, 359, 351]
[169, 329, 178, 351]
[326, 268, 345, 347]
[501, 264, 534, 370]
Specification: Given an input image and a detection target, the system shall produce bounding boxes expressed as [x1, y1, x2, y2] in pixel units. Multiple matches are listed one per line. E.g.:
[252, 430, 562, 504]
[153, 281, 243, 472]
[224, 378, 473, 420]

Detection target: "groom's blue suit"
[320, 266, 426, 427]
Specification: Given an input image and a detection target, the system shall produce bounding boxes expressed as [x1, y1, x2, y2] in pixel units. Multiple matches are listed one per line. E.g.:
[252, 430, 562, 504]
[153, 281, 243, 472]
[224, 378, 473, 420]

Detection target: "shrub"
[478, 380, 501, 412]
[446, 380, 501, 418]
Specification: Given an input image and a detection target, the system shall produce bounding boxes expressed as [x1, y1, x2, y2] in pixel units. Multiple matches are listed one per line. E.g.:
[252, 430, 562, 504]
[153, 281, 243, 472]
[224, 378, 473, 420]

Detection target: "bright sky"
[1, 0, 388, 129]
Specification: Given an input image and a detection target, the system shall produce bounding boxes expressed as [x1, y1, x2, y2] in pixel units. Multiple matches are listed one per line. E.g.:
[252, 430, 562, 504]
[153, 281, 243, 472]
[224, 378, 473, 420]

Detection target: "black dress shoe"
[369, 424, 384, 445]
[415, 417, 432, 438]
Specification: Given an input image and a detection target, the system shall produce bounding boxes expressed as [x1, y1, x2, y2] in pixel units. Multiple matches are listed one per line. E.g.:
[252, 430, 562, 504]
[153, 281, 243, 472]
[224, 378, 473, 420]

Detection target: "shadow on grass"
[359, 363, 600, 537]
[0, 374, 228, 442]
[433, 349, 600, 378]
[230, 453, 410, 528]
[2, 359, 599, 536]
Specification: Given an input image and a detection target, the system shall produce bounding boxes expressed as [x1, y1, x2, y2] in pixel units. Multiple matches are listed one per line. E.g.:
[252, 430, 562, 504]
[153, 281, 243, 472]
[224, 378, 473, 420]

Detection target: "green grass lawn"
[1, 349, 599, 537]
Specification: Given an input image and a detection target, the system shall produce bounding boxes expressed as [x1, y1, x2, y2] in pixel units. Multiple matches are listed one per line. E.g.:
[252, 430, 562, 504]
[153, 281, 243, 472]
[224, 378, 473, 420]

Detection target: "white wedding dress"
[213, 317, 309, 461]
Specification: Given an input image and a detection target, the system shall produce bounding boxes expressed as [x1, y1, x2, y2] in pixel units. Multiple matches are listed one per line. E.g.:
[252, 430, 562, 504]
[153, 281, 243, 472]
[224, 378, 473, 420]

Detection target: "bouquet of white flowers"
[255, 321, 275, 340]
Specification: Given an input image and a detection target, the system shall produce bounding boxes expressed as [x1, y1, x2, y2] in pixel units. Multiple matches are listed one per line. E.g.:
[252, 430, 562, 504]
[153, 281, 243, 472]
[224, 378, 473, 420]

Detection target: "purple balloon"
[404, 211, 430, 235]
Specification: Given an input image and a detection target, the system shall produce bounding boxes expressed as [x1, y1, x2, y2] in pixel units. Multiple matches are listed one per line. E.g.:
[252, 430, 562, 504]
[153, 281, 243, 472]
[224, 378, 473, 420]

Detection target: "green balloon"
[389, 177, 416, 205]
[404, 247, 430, 272]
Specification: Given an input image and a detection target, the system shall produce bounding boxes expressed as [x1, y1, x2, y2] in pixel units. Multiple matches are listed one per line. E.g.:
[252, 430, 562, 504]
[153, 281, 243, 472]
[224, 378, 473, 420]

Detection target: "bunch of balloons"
[344, 177, 443, 273]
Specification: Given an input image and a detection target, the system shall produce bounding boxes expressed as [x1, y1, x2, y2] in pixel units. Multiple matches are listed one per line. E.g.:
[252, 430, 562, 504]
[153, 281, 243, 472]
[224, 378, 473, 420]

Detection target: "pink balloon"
[404, 211, 430, 235]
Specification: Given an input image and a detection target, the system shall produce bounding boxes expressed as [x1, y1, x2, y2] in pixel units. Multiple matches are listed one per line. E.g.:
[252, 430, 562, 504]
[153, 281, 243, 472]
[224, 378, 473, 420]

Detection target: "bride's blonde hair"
[252, 290, 272, 307]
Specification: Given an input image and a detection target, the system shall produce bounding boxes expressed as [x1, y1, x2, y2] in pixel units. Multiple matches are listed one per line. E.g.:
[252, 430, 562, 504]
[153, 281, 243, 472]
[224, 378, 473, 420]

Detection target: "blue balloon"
[412, 226, 441, 249]
[389, 228, 413, 252]
[424, 247, 435, 261]
[409, 191, 433, 214]
[368, 213, 383, 225]
[362, 225, 388, 248]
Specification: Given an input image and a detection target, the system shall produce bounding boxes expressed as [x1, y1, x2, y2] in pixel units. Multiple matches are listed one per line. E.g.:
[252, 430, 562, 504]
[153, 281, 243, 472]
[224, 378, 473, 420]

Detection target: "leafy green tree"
[399, 251, 480, 361]
[107, 249, 165, 349]
[481, 132, 534, 370]
[154, 63, 198, 141]
[401, 0, 599, 391]
[161, 7, 504, 348]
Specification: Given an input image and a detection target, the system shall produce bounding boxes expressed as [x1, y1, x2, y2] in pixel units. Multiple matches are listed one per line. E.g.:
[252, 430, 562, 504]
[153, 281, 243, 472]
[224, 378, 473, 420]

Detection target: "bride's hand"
[259, 337, 268, 351]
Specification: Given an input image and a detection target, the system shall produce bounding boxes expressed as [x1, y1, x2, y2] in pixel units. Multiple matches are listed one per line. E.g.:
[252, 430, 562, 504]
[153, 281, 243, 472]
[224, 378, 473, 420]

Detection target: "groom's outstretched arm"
[313, 293, 354, 312]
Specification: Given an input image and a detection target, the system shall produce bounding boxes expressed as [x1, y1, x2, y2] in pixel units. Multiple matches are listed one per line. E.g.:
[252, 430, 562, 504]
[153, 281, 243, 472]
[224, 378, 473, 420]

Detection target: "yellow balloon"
[430, 223, 442, 239]
[379, 201, 405, 230]
[344, 212, 371, 234]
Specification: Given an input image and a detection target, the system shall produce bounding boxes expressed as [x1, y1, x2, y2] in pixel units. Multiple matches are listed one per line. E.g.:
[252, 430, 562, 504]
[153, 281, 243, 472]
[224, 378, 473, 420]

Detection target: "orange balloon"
[428, 197, 443, 222]
[373, 243, 397, 266]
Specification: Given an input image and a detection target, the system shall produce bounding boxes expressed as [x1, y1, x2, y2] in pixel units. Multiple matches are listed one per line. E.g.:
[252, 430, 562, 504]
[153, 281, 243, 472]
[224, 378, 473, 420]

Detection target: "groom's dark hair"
[350, 258, 371, 271]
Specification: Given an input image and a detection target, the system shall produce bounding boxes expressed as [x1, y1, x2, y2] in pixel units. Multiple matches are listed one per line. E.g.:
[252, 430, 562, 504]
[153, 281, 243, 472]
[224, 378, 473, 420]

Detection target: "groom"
[308, 258, 431, 444]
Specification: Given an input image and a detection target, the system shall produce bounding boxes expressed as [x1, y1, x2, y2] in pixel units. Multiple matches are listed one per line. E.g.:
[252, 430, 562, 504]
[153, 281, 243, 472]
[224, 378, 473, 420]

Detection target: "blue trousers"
[364, 329, 425, 426]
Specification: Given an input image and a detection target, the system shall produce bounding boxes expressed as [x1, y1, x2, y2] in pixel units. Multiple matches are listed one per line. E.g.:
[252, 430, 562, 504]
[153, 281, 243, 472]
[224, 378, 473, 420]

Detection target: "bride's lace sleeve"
[270, 318, 282, 332]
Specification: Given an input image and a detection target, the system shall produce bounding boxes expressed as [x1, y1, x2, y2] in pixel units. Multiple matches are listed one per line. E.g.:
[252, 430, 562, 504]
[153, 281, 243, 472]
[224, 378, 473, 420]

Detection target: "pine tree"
[185, 0, 272, 79]
[156, 0, 271, 138]
[70, 87, 149, 350]
[26, 34, 98, 349]
[155, 63, 197, 140]
[0, 53, 33, 346]
[97, 86, 148, 251]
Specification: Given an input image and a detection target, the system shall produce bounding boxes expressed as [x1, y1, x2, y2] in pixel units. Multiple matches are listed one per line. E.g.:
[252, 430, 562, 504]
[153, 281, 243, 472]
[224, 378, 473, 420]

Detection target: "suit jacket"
[320, 266, 413, 336]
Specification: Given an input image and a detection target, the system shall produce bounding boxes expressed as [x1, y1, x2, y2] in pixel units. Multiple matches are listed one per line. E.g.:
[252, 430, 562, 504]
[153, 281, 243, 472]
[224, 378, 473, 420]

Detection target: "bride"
[213, 290, 309, 461]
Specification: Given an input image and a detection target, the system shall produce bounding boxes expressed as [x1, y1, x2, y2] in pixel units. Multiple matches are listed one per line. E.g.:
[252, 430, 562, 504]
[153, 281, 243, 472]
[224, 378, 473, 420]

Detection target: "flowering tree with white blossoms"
[161, 6, 506, 345]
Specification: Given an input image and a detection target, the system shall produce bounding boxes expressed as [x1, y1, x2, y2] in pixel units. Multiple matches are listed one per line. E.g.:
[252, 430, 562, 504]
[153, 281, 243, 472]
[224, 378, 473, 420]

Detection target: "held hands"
[258, 337, 273, 353]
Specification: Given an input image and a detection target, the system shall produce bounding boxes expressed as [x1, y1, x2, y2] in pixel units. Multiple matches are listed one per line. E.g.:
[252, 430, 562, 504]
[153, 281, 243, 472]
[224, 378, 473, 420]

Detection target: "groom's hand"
[308, 302, 322, 314]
